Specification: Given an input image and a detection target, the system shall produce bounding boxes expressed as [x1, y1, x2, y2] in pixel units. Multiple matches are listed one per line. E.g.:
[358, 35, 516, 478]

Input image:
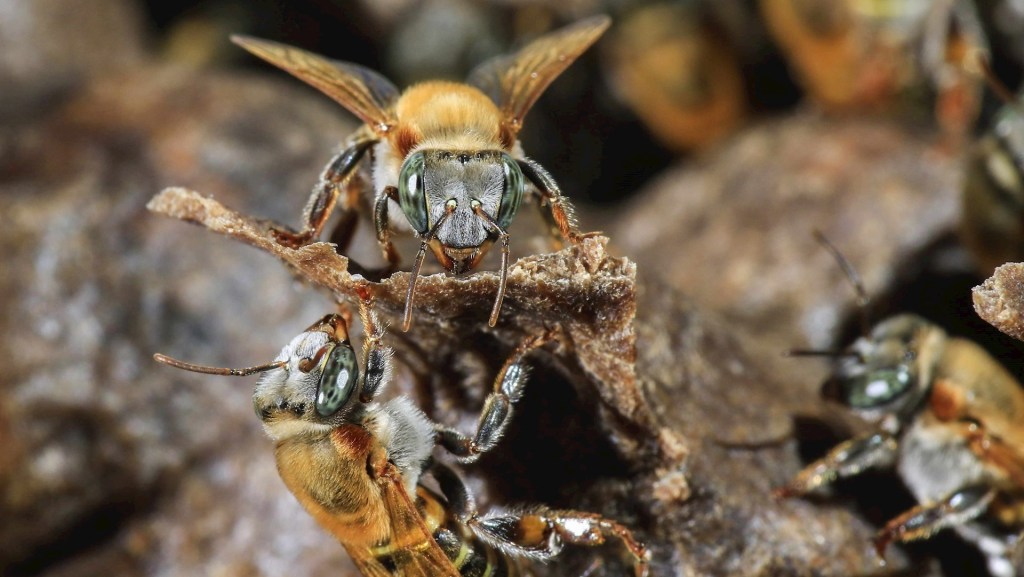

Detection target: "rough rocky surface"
[0, 0, 145, 123]
[609, 113, 966, 395]
[0, 65, 352, 575]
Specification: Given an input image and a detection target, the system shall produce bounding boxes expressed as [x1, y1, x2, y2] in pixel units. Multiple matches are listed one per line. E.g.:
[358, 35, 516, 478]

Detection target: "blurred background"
[4, 0, 1024, 575]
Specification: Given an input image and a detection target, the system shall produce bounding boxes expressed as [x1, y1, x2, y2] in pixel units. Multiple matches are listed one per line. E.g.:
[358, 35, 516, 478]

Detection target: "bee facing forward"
[232, 17, 610, 330]
[778, 242, 1024, 577]
[154, 301, 650, 577]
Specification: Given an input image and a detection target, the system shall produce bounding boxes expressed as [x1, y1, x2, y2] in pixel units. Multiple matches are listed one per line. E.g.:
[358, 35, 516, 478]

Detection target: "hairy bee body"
[781, 314, 1024, 576]
[156, 308, 649, 577]
[273, 417, 517, 576]
[761, 0, 984, 134]
[234, 17, 610, 328]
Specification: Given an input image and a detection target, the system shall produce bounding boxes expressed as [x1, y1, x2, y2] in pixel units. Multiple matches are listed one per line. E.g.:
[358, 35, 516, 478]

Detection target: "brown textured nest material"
[147, 186, 897, 577]
[147, 186, 657, 434]
[974, 262, 1024, 341]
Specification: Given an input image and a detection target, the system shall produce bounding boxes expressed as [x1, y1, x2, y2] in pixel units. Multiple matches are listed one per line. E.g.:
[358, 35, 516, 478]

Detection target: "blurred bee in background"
[778, 234, 1024, 577]
[233, 17, 611, 330]
[603, 2, 748, 153]
[760, 0, 987, 139]
[960, 59, 1024, 274]
[154, 299, 650, 577]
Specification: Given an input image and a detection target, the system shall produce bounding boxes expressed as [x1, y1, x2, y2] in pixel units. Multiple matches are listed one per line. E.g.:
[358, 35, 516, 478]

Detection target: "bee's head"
[823, 314, 945, 422]
[397, 149, 523, 272]
[252, 314, 362, 439]
[154, 314, 362, 442]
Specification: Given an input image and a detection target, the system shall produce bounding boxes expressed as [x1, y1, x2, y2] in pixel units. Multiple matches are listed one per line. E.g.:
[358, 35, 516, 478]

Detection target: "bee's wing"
[232, 36, 399, 134]
[467, 15, 610, 136]
[345, 469, 460, 577]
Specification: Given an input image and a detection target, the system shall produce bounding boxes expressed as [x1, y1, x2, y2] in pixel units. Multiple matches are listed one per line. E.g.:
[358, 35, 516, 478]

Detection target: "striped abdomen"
[370, 485, 518, 577]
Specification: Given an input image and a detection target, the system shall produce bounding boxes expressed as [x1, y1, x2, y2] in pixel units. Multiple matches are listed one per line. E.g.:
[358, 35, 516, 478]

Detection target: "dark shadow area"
[436, 347, 634, 508]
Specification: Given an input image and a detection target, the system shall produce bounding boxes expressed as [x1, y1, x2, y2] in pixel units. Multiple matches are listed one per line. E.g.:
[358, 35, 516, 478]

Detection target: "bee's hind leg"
[428, 462, 650, 577]
[471, 507, 650, 577]
[273, 137, 377, 249]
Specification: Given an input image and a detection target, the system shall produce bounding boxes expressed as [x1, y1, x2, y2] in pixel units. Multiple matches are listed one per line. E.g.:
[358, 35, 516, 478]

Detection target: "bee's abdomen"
[418, 487, 517, 577]
[432, 518, 515, 577]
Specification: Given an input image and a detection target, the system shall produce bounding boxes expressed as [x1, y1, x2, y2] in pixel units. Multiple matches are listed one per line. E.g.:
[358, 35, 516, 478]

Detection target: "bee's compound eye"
[847, 365, 912, 409]
[315, 345, 359, 417]
[398, 151, 428, 234]
[497, 153, 524, 229]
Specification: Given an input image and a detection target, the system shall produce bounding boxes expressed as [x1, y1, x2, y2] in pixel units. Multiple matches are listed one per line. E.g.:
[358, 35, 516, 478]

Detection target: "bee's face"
[398, 149, 524, 267]
[253, 325, 361, 439]
[826, 314, 943, 419]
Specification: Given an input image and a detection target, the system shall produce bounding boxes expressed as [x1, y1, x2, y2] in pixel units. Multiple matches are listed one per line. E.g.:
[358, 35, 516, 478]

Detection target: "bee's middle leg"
[517, 158, 585, 246]
[774, 431, 898, 498]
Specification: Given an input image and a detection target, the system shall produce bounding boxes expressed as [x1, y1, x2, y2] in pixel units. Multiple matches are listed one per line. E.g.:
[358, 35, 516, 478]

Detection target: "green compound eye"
[847, 366, 912, 409]
[315, 345, 359, 417]
[398, 151, 428, 234]
[496, 153, 524, 230]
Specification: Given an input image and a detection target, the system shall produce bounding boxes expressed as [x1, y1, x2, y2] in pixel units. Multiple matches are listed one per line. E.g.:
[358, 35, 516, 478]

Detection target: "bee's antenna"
[813, 229, 871, 336]
[472, 202, 510, 327]
[153, 353, 286, 376]
[403, 205, 455, 332]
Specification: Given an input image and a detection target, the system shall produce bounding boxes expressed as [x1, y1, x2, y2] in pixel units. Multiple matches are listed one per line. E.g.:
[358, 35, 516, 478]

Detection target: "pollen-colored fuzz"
[394, 82, 506, 152]
[515, 516, 552, 547]
[929, 379, 966, 421]
[392, 125, 423, 159]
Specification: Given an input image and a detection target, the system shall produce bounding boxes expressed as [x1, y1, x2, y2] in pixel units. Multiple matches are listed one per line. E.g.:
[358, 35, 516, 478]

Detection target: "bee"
[604, 3, 747, 153]
[960, 65, 1024, 275]
[759, 0, 985, 135]
[232, 17, 610, 330]
[777, 236, 1024, 577]
[154, 300, 650, 577]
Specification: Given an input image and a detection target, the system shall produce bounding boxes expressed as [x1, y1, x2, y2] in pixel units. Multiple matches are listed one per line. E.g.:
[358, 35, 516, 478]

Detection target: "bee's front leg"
[373, 186, 402, 268]
[273, 137, 377, 249]
[355, 297, 393, 403]
[434, 330, 555, 462]
[774, 431, 898, 498]
[873, 486, 995, 558]
[517, 158, 587, 245]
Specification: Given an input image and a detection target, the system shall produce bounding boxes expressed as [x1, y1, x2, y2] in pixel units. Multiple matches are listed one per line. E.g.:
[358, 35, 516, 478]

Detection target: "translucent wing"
[232, 35, 399, 134]
[467, 15, 610, 135]
[346, 468, 460, 577]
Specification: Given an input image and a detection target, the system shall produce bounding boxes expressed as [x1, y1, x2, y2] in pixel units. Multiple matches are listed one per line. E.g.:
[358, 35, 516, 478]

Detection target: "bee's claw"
[272, 227, 315, 249]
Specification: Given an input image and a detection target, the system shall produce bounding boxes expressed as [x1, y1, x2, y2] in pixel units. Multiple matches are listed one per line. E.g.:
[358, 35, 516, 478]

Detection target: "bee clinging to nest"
[154, 298, 650, 577]
[233, 17, 610, 330]
[777, 233, 1024, 577]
